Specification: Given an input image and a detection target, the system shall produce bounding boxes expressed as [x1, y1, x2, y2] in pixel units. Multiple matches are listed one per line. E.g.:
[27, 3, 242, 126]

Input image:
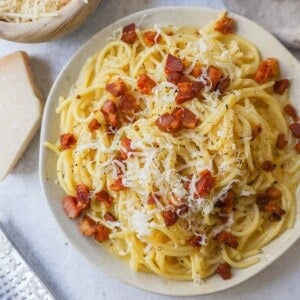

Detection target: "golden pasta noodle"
[46, 13, 300, 281]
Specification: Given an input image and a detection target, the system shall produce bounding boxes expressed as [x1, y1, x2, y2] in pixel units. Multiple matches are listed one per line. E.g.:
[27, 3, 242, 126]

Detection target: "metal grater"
[0, 224, 55, 300]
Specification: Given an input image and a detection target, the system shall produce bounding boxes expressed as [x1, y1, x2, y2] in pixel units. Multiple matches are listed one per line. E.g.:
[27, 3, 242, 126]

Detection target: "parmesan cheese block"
[0, 51, 42, 180]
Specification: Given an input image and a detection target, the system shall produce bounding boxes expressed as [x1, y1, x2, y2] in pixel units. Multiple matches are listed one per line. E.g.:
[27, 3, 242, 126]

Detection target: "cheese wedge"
[0, 51, 42, 180]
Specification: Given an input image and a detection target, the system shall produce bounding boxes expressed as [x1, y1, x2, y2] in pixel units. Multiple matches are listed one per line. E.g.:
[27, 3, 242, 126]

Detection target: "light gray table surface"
[0, 1, 299, 299]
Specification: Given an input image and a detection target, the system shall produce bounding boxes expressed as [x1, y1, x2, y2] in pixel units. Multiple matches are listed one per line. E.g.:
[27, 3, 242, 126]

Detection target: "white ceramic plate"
[39, 7, 300, 296]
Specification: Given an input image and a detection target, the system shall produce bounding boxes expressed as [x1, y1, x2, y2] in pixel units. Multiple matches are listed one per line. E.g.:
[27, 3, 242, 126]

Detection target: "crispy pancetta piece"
[94, 223, 111, 242]
[191, 80, 204, 99]
[216, 77, 230, 94]
[207, 66, 222, 91]
[196, 169, 216, 197]
[256, 186, 282, 205]
[156, 107, 199, 133]
[265, 203, 286, 221]
[215, 263, 232, 280]
[110, 177, 126, 191]
[273, 79, 289, 94]
[276, 133, 288, 149]
[137, 74, 156, 94]
[143, 31, 161, 46]
[88, 119, 100, 131]
[261, 160, 276, 172]
[121, 23, 137, 43]
[214, 16, 235, 34]
[289, 123, 300, 138]
[147, 193, 156, 205]
[106, 78, 127, 97]
[165, 54, 184, 74]
[215, 190, 235, 214]
[95, 190, 113, 207]
[167, 72, 189, 85]
[63, 196, 84, 218]
[60, 133, 76, 150]
[187, 235, 202, 248]
[161, 209, 178, 226]
[76, 184, 90, 206]
[254, 58, 279, 84]
[265, 186, 282, 200]
[120, 137, 134, 159]
[155, 112, 181, 133]
[284, 104, 298, 121]
[251, 124, 262, 140]
[119, 94, 139, 116]
[173, 107, 199, 129]
[175, 82, 195, 104]
[78, 215, 97, 236]
[101, 100, 119, 128]
[191, 64, 202, 77]
[215, 230, 238, 249]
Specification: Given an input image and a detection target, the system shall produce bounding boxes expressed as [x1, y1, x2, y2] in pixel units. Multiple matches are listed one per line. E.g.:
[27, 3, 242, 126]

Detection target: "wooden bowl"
[0, 0, 101, 43]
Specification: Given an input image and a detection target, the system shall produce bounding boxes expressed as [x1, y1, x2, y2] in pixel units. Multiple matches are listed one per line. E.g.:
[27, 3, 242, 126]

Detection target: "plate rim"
[39, 6, 300, 296]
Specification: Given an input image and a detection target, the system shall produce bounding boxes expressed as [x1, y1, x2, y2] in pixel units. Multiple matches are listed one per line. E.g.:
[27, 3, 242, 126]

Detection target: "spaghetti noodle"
[46, 12, 300, 281]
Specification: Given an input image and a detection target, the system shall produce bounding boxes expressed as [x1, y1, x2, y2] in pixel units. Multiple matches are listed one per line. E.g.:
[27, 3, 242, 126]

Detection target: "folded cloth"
[223, 0, 300, 49]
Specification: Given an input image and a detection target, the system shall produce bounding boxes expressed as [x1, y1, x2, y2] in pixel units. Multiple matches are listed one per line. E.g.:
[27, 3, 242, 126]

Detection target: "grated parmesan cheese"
[0, 0, 87, 23]
[130, 209, 153, 238]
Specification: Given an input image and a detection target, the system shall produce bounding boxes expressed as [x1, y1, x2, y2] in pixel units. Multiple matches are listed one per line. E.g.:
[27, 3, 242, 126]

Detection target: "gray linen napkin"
[223, 0, 300, 48]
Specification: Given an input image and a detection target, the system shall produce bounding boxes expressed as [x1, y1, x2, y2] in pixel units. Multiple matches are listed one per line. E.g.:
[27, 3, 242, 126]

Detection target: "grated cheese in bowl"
[0, 0, 87, 23]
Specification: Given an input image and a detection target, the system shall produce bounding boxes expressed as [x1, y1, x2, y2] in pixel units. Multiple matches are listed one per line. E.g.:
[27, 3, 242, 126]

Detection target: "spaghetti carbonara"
[46, 12, 300, 281]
